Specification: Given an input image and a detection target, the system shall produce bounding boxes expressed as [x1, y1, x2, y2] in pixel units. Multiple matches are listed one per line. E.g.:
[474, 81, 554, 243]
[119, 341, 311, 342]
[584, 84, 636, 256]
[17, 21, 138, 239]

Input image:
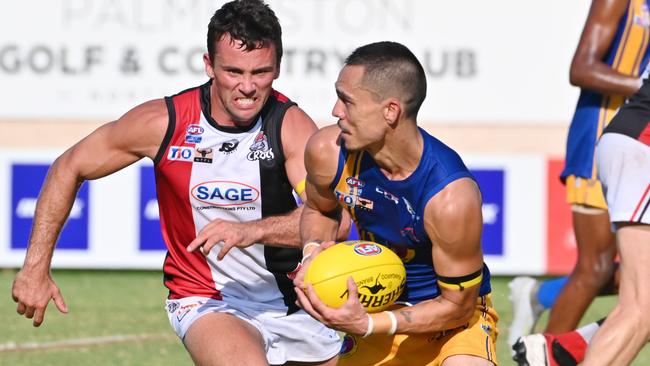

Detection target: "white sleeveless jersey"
[154, 81, 302, 314]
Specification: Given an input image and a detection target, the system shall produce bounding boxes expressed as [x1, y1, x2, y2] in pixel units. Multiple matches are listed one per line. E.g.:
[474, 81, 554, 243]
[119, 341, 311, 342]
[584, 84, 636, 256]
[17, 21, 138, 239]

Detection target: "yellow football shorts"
[565, 175, 608, 210]
[337, 294, 499, 366]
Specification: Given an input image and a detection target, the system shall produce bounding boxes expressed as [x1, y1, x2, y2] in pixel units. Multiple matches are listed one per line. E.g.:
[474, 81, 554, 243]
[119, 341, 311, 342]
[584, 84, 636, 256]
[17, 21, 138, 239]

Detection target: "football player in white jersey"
[12, 1, 348, 365]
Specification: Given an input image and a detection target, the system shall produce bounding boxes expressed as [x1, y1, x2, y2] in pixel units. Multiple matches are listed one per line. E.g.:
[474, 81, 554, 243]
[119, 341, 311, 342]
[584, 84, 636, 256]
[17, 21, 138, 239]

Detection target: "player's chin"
[340, 134, 361, 151]
[232, 109, 261, 124]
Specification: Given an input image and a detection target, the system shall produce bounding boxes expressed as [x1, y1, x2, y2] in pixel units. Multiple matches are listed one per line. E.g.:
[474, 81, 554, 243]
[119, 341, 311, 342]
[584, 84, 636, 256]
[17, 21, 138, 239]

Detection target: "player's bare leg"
[583, 225, 650, 365]
[545, 209, 616, 333]
[184, 312, 268, 366]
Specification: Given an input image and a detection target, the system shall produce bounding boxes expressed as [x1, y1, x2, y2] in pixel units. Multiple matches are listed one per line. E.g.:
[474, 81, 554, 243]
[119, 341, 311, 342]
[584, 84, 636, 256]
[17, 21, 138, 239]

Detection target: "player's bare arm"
[282, 106, 319, 200]
[291, 125, 346, 289]
[570, 0, 642, 95]
[12, 99, 168, 326]
[301, 125, 346, 244]
[395, 177, 485, 333]
[187, 106, 321, 259]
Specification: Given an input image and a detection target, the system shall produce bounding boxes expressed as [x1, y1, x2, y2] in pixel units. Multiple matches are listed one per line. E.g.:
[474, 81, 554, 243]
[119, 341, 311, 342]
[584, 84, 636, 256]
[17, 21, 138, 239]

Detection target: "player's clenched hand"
[186, 218, 259, 260]
[295, 276, 368, 335]
[12, 269, 68, 327]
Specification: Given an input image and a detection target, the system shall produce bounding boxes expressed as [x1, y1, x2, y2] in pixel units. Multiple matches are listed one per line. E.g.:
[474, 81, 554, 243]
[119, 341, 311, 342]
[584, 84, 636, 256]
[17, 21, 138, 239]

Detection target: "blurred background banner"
[0, 150, 576, 275]
[0, 0, 586, 274]
[0, 0, 589, 123]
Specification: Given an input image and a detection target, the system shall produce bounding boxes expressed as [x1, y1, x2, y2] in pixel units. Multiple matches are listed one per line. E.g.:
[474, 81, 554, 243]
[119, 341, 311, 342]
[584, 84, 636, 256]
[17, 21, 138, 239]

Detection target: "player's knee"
[591, 260, 614, 281]
[573, 258, 613, 284]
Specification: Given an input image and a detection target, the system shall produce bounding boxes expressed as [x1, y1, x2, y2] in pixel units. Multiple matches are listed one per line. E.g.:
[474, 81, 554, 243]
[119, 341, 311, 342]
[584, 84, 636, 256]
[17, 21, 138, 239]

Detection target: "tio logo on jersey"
[168, 146, 193, 161]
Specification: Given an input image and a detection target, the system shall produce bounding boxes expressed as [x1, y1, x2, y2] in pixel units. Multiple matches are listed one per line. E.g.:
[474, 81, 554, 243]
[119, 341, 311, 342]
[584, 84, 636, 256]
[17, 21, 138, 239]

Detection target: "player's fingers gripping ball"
[304, 240, 406, 313]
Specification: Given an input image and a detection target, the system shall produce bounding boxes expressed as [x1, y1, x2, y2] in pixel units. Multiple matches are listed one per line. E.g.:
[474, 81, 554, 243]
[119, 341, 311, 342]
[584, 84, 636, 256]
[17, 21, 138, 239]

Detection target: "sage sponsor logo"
[191, 181, 259, 206]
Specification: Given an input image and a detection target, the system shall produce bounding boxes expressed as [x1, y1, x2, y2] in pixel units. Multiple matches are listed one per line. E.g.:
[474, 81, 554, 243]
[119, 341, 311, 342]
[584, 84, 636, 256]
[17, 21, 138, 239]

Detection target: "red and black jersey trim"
[153, 97, 178, 165]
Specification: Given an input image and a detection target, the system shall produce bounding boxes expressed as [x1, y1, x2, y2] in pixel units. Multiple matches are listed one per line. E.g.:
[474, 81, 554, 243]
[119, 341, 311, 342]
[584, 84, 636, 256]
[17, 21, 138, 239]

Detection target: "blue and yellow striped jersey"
[563, 0, 650, 180]
[330, 128, 492, 303]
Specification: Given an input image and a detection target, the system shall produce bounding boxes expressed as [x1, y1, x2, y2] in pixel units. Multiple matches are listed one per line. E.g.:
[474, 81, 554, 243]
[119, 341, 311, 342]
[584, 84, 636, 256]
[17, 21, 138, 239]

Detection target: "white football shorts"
[166, 296, 341, 365]
[596, 133, 650, 226]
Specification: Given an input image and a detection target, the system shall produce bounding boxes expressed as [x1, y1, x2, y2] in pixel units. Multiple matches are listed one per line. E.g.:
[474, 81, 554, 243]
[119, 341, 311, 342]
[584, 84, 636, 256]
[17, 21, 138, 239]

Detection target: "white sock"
[576, 321, 602, 344]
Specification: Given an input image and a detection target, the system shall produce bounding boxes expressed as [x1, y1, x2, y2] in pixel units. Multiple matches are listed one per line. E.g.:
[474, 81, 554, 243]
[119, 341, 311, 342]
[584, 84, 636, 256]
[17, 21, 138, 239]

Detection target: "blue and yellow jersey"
[562, 0, 650, 180]
[330, 128, 492, 303]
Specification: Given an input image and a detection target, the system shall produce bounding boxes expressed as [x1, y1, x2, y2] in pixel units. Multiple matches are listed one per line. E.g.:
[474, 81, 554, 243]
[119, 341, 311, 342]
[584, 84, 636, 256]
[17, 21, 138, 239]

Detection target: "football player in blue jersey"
[294, 41, 498, 366]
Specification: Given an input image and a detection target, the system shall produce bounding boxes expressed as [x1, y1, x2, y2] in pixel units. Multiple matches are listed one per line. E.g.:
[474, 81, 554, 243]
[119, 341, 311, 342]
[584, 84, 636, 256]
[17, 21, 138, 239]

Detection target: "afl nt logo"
[194, 147, 213, 163]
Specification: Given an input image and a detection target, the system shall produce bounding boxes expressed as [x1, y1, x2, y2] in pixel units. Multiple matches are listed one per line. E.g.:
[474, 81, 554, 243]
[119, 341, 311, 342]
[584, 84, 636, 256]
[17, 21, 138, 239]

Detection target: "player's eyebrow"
[336, 88, 353, 103]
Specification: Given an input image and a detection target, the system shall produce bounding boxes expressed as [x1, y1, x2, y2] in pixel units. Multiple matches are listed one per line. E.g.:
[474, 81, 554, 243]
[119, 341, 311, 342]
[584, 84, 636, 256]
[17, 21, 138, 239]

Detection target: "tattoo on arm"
[399, 310, 413, 323]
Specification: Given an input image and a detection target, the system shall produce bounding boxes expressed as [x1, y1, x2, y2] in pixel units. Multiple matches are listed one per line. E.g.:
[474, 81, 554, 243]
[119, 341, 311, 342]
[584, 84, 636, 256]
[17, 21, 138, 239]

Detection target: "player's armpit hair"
[436, 265, 484, 291]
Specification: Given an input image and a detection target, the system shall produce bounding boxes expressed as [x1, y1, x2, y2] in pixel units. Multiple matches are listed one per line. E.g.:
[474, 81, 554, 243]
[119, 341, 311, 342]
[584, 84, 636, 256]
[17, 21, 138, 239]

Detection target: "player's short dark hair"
[345, 41, 427, 120]
[207, 0, 283, 66]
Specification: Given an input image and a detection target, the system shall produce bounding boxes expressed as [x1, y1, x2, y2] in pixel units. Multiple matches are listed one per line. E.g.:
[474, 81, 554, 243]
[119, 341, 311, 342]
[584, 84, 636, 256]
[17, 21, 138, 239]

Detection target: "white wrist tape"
[300, 253, 312, 264]
[362, 313, 374, 338]
[386, 311, 397, 336]
[302, 242, 321, 256]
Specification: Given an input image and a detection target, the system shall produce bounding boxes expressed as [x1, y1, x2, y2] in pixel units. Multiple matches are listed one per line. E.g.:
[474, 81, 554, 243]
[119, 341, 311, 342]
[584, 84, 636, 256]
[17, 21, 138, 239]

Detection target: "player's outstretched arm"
[397, 177, 485, 333]
[570, 0, 642, 96]
[12, 99, 168, 326]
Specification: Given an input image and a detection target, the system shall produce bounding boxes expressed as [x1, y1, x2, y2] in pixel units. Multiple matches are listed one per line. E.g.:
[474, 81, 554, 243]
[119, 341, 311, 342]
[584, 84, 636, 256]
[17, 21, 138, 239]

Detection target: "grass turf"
[2, 269, 648, 365]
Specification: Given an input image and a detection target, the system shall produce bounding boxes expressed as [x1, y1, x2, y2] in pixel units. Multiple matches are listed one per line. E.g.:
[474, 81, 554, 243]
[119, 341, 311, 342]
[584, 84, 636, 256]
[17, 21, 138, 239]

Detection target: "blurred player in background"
[526, 78, 650, 366]
[11, 1, 346, 365]
[581, 77, 650, 365]
[294, 41, 498, 366]
[510, 0, 650, 364]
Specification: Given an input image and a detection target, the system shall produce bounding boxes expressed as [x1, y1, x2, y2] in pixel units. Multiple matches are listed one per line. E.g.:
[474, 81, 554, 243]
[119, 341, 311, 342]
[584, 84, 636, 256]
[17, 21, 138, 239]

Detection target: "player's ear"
[274, 60, 281, 79]
[203, 52, 215, 79]
[383, 99, 401, 127]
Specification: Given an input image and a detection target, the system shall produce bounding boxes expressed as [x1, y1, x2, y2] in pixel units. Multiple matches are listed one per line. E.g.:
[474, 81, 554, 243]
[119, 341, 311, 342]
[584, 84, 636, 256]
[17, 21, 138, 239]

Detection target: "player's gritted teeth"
[234, 97, 256, 108]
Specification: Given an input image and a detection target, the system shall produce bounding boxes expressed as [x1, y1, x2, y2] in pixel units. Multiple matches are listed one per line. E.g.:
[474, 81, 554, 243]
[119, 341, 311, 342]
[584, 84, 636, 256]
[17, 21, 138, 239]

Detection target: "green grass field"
[2, 269, 648, 365]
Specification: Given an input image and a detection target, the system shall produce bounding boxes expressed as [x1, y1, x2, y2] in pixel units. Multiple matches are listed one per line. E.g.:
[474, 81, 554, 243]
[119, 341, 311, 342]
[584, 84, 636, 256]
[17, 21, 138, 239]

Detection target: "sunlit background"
[0, 0, 591, 275]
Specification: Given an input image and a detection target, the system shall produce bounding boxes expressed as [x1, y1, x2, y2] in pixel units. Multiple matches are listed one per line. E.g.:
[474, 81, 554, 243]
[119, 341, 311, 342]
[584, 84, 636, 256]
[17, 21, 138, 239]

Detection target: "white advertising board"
[0, 149, 547, 274]
[0, 0, 589, 123]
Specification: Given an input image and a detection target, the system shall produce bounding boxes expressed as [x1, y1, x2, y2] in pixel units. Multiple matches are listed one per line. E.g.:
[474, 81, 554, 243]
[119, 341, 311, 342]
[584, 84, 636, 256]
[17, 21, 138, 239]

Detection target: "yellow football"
[304, 240, 406, 313]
